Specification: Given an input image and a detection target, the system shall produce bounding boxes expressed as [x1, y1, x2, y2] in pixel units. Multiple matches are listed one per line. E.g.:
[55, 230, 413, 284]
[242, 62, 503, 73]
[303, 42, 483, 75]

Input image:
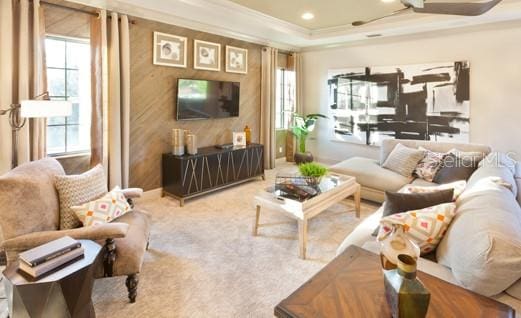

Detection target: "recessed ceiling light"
[301, 12, 314, 20]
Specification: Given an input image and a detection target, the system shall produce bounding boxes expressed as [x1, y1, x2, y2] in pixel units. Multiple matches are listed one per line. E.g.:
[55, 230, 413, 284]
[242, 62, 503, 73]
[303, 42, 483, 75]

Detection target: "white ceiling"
[228, 0, 482, 30]
[228, 0, 407, 30]
[69, 0, 521, 50]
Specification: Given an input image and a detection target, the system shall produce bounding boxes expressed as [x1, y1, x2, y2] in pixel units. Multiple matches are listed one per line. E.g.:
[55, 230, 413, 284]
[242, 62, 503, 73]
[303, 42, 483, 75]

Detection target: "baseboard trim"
[137, 188, 163, 201]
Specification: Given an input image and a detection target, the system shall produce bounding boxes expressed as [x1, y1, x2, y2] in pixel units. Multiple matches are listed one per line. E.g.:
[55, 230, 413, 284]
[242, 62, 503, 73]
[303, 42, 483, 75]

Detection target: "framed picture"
[153, 32, 187, 68]
[194, 40, 221, 71]
[233, 132, 246, 147]
[328, 61, 470, 146]
[226, 46, 248, 74]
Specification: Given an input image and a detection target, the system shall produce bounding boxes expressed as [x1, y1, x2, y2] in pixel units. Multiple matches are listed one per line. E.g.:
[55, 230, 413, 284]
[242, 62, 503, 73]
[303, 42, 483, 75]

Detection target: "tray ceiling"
[68, 0, 521, 50]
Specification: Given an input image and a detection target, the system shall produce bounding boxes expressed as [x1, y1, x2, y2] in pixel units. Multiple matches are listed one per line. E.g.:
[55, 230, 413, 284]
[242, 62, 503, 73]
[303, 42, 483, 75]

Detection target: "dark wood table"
[2, 240, 102, 318]
[275, 245, 515, 318]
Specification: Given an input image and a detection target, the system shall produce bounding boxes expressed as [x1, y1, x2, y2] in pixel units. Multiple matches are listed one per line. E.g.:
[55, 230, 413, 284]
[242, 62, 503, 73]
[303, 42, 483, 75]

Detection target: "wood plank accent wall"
[43, 3, 263, 190]
[129, 18, 262, 191]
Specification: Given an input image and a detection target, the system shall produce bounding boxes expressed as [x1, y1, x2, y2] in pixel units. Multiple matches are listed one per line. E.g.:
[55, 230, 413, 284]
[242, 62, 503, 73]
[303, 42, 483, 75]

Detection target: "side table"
[275, 245, 515, 317]
[2, 240, 102, 318]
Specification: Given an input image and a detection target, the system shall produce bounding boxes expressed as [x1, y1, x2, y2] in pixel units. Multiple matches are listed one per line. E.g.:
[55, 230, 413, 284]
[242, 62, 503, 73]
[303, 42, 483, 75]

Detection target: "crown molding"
[67, 0, 521, 51]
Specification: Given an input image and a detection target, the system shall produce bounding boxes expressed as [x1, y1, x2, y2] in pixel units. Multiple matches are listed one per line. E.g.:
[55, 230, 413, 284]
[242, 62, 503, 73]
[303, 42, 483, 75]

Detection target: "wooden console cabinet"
[162, 144, 265, 206]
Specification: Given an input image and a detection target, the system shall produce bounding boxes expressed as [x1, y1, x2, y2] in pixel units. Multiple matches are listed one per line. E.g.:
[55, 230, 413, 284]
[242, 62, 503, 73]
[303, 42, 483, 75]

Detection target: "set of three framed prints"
[153, 31, 248, 74]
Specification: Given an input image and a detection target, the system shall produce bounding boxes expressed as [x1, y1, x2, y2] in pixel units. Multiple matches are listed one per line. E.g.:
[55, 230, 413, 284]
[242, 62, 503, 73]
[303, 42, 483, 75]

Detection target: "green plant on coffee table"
[299, 162, 328, 186]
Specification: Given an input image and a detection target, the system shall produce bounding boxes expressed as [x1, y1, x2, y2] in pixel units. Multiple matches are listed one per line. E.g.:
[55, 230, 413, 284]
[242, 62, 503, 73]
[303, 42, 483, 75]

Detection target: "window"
[45, 36, 91, 156]
[275, 69, 296, 129]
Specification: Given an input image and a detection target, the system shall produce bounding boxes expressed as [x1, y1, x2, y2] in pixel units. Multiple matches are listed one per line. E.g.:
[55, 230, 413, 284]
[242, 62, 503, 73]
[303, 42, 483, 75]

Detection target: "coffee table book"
[19, 246, 85, 278]
[19, 236, 81, 267]
[275, 245, 515, 318]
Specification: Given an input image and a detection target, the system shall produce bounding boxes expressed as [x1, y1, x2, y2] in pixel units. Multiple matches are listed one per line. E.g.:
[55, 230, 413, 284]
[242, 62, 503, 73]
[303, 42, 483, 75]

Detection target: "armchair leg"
[103, 238, 116, 277]
[126, 274, 139, 303]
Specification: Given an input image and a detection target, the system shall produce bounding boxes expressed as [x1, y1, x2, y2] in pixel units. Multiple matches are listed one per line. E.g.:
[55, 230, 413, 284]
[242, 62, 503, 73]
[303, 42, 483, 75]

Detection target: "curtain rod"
[40, 1, 137, 24]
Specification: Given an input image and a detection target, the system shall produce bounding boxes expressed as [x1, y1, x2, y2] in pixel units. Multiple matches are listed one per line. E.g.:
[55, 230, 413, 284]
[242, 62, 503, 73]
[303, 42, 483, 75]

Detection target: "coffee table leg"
[253, 205, 261, 236]
[298, 219, 308, 259]
[354, 184, 361, 218]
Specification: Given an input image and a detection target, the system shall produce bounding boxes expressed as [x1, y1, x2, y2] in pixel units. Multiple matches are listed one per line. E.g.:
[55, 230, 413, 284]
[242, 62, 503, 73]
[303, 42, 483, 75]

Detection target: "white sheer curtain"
[261, 47, 278, 170]
[0, 0, 47, 174]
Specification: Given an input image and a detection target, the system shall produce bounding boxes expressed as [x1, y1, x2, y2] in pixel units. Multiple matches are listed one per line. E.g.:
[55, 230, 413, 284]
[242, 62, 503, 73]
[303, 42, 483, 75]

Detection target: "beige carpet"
[0, 162, 379, 317]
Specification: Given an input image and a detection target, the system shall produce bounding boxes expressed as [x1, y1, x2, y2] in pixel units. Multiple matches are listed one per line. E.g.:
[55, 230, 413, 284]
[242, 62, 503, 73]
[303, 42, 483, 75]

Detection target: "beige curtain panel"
[90, 10, 130, 189]
[260, 47, 278, 170]
[293, 53, 304, 115]
[0, 0, 47, 174]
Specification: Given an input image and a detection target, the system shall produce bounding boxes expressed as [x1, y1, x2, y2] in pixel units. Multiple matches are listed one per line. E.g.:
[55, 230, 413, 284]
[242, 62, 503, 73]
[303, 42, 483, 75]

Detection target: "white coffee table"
[252, 174, 361, 259]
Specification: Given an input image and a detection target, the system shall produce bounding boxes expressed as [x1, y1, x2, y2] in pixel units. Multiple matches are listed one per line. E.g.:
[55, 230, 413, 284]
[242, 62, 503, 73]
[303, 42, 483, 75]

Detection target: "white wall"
[303, 22, 521, 163]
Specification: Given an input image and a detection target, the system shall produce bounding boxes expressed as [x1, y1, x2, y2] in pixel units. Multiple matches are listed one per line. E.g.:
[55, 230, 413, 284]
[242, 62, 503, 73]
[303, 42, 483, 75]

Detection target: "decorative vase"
[379, 226, 420, 270]
[184, 129, 191, 152]
[172, 129, 185, 156]
[294, 152, 314, 165]
[304, 176, 322, 186]
[244, 125, 252, 145]
[384, 254, 431, 318]
[186, 134, 197, 155]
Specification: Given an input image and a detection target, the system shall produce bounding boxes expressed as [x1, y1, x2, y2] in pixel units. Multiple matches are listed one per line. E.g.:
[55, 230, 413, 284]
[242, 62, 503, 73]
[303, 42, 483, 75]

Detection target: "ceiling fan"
[352, 0, 503, 26]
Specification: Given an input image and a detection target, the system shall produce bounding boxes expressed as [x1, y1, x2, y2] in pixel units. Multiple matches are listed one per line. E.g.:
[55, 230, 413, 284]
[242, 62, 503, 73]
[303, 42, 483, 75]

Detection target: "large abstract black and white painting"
[328, 61, 470, 146]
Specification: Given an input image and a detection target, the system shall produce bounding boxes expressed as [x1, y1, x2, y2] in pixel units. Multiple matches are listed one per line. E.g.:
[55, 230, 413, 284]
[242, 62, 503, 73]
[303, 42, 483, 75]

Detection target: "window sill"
[48, 152, 91, 160]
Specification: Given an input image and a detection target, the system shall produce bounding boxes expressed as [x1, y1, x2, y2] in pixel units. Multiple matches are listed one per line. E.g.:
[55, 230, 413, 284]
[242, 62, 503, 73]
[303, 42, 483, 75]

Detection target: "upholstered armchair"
[0, 158, 150, 303]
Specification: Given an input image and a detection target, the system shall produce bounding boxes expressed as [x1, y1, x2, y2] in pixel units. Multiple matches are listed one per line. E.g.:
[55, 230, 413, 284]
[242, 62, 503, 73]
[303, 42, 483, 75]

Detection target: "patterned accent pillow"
[402, 180, 467, 200]
[382, 143, 426, 178]
[55, 165, 108, 229]
[72, 187, 132, 227]
[377, 202, 457, 255]
[414, 147, 446, 182]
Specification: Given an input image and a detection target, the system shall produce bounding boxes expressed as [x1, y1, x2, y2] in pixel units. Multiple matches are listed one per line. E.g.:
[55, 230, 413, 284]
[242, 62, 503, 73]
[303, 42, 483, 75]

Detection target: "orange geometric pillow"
[377, 202, 457, 255]
[72, 187, 132, 227]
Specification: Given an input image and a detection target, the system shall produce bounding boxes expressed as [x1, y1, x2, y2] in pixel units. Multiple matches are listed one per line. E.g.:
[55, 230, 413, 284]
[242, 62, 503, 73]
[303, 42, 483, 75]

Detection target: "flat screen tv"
[176, 79, 240, 120]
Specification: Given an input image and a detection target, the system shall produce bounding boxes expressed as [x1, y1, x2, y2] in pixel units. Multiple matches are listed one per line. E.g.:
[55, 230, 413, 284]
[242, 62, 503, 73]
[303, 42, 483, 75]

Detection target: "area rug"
[0, 162, 379, 318]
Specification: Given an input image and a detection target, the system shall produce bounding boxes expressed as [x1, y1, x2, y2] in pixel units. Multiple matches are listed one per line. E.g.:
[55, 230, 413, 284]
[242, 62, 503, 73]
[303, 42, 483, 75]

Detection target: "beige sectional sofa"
[332, 140, 521, 313]
[330, 139, 491, 202]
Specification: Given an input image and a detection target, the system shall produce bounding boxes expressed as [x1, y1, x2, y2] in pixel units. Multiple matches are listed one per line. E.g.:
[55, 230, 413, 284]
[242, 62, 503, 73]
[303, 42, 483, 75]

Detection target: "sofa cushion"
[436, 164, 521, 297]
[404, 180, 467, 200]
[378, 202, 457, 255]
[0, 158, 65, 241]
[414, 147, 446, 182]
[372, 189, 454, 236]
[55, 165, 108, 230]
[507, 279, 521, 300]
[433, 153, 478, 184]
[382, 143, 426, 178]
[471, 153, 518, 197]
[330, 157, 411, 193]
[410, 178, 438, 187]
[380, 139, 491, 165]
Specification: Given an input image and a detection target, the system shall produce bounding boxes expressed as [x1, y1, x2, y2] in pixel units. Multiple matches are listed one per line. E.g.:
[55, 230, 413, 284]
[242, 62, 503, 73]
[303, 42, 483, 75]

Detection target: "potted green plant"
[290, 113, 327, 164]
[298, 162, 329, 186]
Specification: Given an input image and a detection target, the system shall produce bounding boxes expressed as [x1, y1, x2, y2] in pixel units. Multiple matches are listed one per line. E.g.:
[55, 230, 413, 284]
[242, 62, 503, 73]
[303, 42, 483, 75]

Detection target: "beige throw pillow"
[382, 143, 426, 178]
[72, 187, 132, 227]
[55, 165, 108, 229]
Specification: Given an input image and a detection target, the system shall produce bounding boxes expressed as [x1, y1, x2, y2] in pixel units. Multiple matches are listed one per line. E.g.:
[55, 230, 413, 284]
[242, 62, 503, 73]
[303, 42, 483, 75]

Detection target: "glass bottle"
[384, 254, 431, 318]
[244, 125, 252, 145]
[379, 225, 420, 270]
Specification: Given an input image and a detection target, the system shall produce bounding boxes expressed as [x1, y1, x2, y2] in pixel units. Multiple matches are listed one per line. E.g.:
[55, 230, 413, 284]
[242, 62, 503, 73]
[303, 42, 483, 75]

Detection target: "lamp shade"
[20, 100, 72, 118]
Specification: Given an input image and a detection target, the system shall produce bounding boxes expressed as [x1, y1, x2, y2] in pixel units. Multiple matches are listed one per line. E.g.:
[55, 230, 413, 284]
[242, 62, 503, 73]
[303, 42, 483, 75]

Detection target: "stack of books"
[18, 236, 84, 278]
